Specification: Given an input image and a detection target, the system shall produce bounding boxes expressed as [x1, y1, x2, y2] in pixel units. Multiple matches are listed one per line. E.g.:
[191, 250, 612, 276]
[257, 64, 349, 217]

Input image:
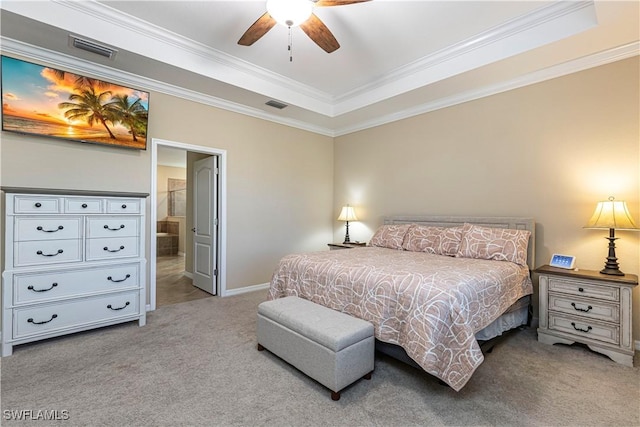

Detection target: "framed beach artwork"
[1, 56, 149, 150]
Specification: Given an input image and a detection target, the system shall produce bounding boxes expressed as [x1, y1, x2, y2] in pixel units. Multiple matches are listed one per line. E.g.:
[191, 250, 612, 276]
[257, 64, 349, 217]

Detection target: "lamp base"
[599, 267, 625, 276]
[599, 230, 625, 276]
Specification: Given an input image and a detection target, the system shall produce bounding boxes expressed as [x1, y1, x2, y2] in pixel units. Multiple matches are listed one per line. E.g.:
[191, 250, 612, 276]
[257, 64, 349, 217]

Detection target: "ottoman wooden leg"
[363, 371, 372, 380]
[257, 344, 264, 351]
[331, 391, 341, 401]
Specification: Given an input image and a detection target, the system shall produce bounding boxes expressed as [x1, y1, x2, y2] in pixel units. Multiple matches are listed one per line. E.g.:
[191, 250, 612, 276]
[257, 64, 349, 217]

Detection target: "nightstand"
[536, 265, 638, 366]
[327, 242, 367, 250]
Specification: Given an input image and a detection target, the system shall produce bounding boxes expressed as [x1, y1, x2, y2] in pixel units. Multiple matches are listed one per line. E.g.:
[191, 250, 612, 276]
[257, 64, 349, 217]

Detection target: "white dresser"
[2, 189, 147, 356]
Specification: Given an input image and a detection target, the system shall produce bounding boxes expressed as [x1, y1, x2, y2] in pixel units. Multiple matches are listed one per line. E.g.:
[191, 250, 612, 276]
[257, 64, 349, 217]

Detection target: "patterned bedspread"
[268, 246, 533, 391]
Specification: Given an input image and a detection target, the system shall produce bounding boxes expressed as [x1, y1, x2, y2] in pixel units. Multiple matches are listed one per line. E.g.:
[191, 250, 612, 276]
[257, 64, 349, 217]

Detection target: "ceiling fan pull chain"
[288, 25, 293, 62]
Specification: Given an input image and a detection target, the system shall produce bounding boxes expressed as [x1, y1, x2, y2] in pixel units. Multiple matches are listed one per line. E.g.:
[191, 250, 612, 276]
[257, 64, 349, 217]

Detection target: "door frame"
[149, 138, 227, 311]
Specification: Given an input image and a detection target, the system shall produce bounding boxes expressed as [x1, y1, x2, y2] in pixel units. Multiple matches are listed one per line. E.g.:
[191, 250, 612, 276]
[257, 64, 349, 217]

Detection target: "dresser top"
[1, 187, 149, 198]
[535, 264, 638, 285]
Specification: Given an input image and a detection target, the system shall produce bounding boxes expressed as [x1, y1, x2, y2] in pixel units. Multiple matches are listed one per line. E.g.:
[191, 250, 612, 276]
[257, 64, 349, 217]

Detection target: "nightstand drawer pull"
[36, 225, 64, 233]
[103, 224, 125, 231]
[36, 249, 64, 257]
[571, 322, 592, 333]
[107, 301, 130, 311]
[107, 274, 131, 283]
[570, 302, 592, 313]
[27, 283, 58, 293]
[103, 246, 125, 253]
[27, 314, 58, 325]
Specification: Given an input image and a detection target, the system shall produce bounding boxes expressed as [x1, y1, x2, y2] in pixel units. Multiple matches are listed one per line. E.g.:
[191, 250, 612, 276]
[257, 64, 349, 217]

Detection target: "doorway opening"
[149, 138, 227, 311]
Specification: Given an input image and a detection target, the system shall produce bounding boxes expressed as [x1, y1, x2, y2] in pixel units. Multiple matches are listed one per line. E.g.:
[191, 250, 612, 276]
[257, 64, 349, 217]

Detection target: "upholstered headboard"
[384, 215, 536, 270]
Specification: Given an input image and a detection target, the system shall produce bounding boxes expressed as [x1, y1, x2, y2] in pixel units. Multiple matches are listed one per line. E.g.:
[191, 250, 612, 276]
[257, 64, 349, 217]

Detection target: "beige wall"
[0, 90, 334, 294]
[333, 57, 640, 340]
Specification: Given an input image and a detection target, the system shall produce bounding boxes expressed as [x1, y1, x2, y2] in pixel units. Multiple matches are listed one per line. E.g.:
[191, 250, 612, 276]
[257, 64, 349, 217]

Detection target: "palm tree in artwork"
[106, 94, 148, 142]
[58, 86, 117, 139]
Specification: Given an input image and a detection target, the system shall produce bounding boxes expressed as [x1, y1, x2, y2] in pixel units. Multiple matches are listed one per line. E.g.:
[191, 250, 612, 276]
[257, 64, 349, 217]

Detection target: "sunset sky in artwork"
[1, 56, 149, 130]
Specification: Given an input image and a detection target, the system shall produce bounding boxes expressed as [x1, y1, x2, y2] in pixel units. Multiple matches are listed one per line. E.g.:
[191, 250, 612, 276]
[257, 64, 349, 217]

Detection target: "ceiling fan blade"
[300, 13, 340, 53]
[314, 0, 371, 6]
[238, 12, 277, 46]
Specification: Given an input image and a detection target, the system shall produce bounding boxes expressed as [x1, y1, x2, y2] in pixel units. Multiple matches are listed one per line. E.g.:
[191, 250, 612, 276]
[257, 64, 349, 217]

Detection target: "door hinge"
[213, 269, 218, 276]
[214, 167, 219, 175]
[214, 218, 218, 226]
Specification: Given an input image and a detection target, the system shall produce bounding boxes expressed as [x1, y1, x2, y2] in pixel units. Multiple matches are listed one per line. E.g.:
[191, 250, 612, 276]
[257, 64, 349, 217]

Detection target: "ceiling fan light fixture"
[267, 0, 313, 27]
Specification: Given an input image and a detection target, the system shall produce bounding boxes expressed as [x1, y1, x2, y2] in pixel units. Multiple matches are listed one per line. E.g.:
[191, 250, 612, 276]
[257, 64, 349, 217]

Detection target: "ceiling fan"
[238, 0, 371, 54]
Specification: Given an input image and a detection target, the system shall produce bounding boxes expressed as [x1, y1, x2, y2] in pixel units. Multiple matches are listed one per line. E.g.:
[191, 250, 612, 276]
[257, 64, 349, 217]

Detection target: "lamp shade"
[584, 197, 639, 230]
[266, 0, 313, 27]
[337, 205, 358, 222]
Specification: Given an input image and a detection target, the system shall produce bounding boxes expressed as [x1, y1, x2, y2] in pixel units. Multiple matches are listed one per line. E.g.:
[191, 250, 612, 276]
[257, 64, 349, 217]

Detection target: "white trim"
[149, 138, 227, 311]
[1, 38, 636, 138]
[334, 41, 640, 137]
[223, 283, 270, 298]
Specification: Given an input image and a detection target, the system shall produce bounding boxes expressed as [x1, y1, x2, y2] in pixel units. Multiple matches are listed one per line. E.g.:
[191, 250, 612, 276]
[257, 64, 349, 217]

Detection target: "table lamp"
[337, 205, 358, 244]
[584, 196, 639, 276]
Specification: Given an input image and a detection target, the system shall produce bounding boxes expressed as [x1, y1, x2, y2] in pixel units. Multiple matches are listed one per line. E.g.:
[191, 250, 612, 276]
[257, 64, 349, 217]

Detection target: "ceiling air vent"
[265, 100, 288, 110]
[69, 35, 117, 60]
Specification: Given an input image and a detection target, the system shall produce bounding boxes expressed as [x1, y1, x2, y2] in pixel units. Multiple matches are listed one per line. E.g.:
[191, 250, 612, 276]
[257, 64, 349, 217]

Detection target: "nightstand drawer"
[548, 277, 619, 302]
[548, 313, 619, 346]
[548, 294, 619, 323]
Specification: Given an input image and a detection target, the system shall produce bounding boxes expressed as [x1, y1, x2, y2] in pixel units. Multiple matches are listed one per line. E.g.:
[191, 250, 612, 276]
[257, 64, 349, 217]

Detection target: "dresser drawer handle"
[107, 301, 130, 311]
[104, 224, 125, 231]
[578, 287, 584, 292]
[27, 283, 58, 293]
[36, 225, 64, 233]
[570, 302, 593, 313]
[82, 203, 88, 208]
[36, 249, 64, 257]
[27, 314, 58, 325]
[107, 274, 131, 283]
[103, 246, 125, 253]
[121, 204, 127, 209]
[34, 202, 42, 208]
[571, 322, 592, 333]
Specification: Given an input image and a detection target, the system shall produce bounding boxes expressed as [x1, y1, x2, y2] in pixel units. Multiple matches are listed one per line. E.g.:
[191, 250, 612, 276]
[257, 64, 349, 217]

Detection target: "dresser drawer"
[14, 196, 61, 214]
[65, 198, 103, 213]
[548, 313, 619, 346]
[86, 237, 139, 261]
[548, 294, 619, 323]
[13, 240, 82, 267]
[13, 264, 140, 305]
[86, 217, 139, 238]
[106, 199, 141, 214]
[13, 291, 139, 339]
[15, 217, 82, 241]
[548, 277, 619, 302]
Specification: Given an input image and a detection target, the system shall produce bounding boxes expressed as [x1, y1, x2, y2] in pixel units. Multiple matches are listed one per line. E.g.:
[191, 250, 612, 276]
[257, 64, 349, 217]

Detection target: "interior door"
[192, 155, 218, 295]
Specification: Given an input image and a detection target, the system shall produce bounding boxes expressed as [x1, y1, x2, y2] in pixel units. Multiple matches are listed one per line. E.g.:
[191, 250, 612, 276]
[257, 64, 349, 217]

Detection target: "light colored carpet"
[1, 289, 638, 426]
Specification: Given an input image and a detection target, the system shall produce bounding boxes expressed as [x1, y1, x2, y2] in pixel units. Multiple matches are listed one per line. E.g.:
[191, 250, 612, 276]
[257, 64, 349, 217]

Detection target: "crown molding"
[4, 0, 597, 118]
[2, 37, 636, 139]
[332, 0, 598, 115]
[333, 41, 640, 137]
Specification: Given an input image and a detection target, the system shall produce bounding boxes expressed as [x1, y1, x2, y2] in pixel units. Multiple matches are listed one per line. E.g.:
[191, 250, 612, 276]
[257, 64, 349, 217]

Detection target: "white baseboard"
[222, 282, 269, 297]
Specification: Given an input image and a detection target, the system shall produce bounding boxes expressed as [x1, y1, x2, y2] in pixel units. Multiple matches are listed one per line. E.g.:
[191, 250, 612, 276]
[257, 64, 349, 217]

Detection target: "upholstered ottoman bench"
[257, 296, 374, 401]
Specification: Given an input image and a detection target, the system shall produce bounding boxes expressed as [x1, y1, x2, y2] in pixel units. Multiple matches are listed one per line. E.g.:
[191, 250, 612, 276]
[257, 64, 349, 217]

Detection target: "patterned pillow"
[456, 223, 531, 265]
[369, 224, 413, 250]
[402, 225, 463, 256]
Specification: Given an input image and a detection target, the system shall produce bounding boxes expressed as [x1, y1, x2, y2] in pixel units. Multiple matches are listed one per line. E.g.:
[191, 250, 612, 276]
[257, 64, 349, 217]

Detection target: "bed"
[268, 216, 535, 391]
